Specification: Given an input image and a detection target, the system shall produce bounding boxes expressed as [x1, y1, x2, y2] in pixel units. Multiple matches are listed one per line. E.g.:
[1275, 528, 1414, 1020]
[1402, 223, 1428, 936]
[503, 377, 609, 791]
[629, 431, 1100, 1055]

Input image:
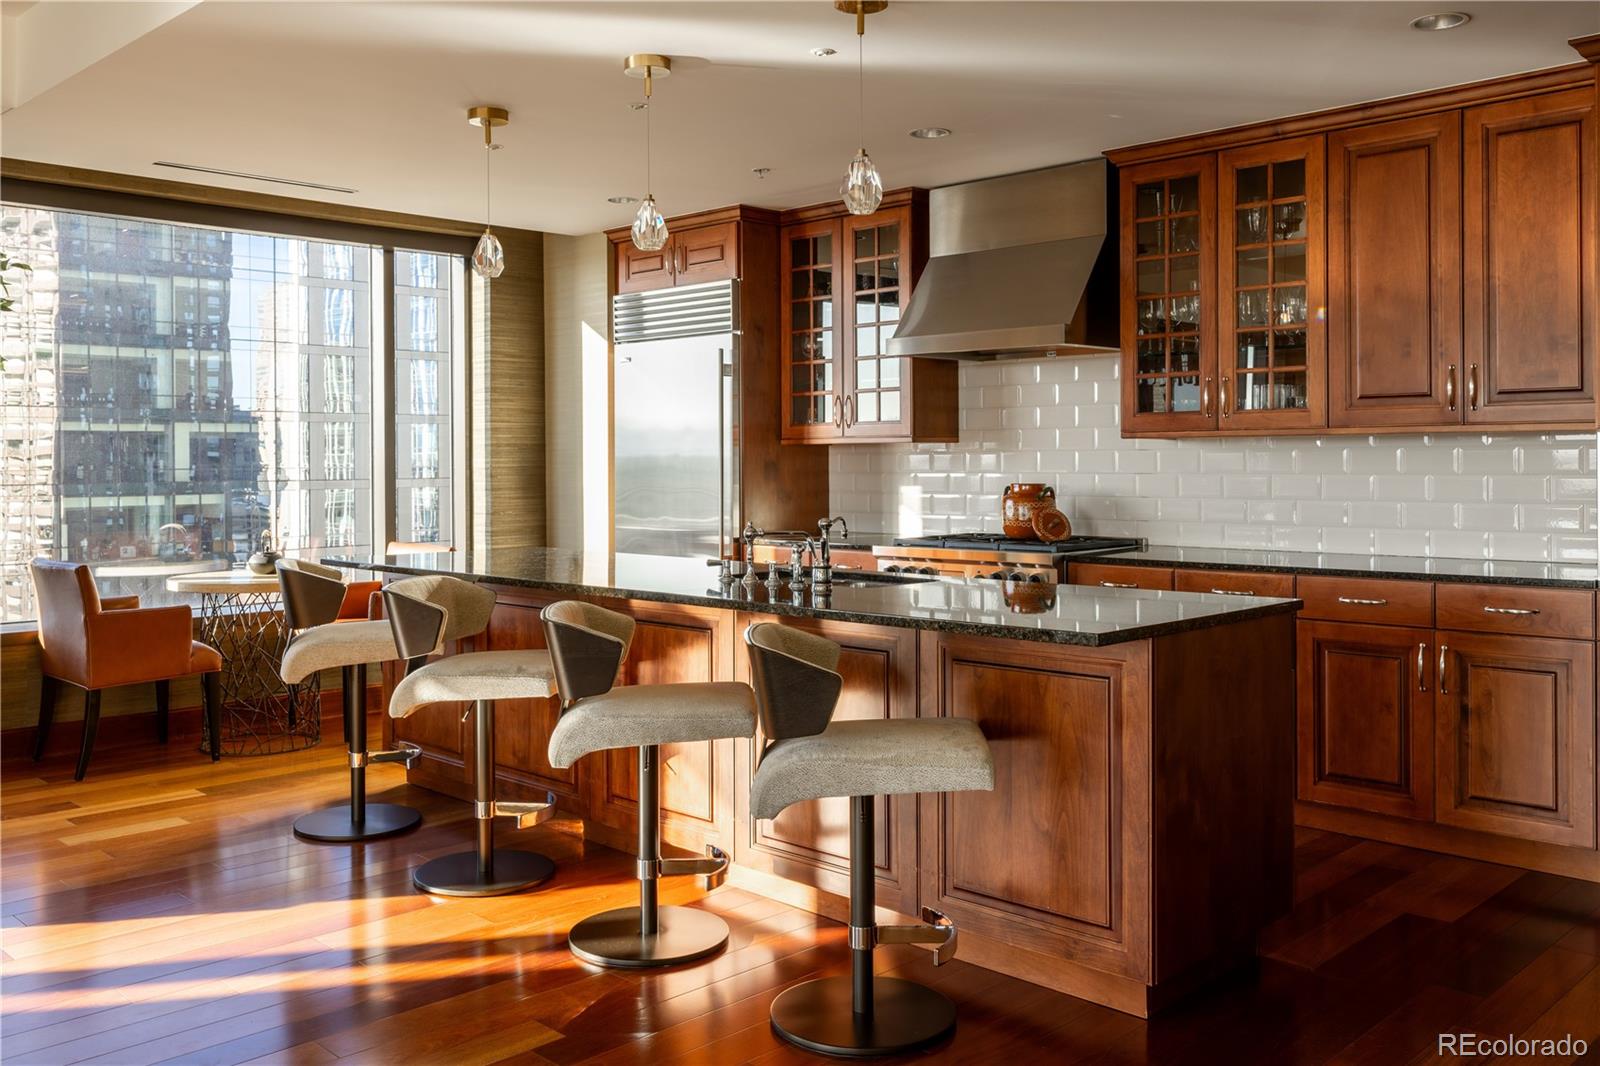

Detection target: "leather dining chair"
[30, 559, 224, 780]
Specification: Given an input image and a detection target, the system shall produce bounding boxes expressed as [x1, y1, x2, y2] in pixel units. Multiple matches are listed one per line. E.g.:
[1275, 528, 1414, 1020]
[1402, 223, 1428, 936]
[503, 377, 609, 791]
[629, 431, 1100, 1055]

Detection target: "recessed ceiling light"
[751, 167, 772, 179]
[810, 47, 837, 57]
[628, 101, 648, 111]
[608, 195, 639, 204]
[909, 127, 952, 139]
[1409, 11, 1470, 30]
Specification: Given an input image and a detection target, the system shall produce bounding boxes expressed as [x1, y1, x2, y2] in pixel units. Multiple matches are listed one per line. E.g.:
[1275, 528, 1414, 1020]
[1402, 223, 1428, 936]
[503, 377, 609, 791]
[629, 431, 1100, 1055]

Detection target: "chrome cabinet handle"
[1482, 605, 1538, 616]
[1467, 363, 1479, 410]
[1337, 596, 1388, 606]
[1446, 364, 1457, 412]
[1201, 376, 1213, 419]
[1099, 581, 1138, 589]
[843, 394, 855, 428]
[1417, 642, 1428, 692]
[1438, 644, 1449, 695]
[1208, 588, 1255, 596]
[833, 393, 844, 428]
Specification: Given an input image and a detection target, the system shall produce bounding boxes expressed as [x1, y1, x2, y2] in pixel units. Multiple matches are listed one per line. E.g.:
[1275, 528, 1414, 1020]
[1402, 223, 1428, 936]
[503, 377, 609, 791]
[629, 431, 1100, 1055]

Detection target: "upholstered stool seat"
[746, 621, 994, 1058]
[385, 596, 559, 897]
[277, 563, 495, 844]
[749, 718, 992, 821]
[543, 600, 755, 969]
[548, 682, 755, 767]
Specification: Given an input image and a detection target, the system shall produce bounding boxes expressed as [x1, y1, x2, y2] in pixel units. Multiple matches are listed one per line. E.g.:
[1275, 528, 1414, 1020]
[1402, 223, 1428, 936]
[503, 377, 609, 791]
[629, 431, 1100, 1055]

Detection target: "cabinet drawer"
[1174, 569, 1295, 598]
[1070, 563, 1173, 591]
[1435, 584, 1595, 640]
[1296, 576, 1433, 627]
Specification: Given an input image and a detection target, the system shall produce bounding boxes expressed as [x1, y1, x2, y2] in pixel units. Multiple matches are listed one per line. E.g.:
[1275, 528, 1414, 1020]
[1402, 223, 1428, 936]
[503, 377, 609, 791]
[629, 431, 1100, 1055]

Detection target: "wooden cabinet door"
[1120, 155, 1219, 434]
[919, 632, 1152, 981]
[1327, 113, 1462, 427]
[1463, 89, 1596, 426]
[1435, 631, 1596, 847]
[843, 207, 915, 440]
[732, 615, 920, 916]
[673, 220, 739, 288]
[780, 219, 844, 442]
[1297, 620, 1435, 820]
[1216, 136, 1326, 430]
[615, 237, 676, 293]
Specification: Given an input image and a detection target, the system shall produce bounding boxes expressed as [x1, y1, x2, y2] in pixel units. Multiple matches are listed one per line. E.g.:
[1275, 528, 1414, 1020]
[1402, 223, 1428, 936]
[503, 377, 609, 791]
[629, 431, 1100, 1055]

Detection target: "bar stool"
[543, 600, 756, 968]
[384, 583, 560, 897]
[745, 622, 994, 1058]
[277, 563, 493, 842]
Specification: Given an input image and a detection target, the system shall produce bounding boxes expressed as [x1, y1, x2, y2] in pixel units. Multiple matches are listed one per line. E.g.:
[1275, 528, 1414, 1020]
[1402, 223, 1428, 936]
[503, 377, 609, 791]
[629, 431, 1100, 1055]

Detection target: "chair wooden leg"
[155, 679, 170, 744]
[34, 675, 58, 761]
[75, 689, 101, 782]
[203, 672, 222, 761]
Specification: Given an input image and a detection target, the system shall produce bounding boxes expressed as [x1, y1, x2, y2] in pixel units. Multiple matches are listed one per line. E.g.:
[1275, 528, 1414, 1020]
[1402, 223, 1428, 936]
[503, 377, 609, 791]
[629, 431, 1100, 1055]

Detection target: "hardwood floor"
[2, 728, 1597, 1065]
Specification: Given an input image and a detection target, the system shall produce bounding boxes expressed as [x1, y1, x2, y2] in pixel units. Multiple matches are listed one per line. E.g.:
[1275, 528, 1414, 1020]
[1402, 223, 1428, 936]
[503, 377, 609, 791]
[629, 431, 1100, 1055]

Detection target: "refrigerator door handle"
[718, 347, 732, 559]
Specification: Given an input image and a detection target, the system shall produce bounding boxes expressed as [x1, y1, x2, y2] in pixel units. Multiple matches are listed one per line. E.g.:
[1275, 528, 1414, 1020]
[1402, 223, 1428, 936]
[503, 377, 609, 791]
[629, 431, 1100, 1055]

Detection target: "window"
[0, 205, 467, 624]
[409, 295, 438, 352]
[410, 424, 439, 479]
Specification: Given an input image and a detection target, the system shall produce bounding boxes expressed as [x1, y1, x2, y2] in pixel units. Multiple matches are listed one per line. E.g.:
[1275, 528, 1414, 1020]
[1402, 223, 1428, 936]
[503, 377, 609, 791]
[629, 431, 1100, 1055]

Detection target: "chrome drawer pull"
[1208, 588, 1255, 596]
[1438, 644, 1449, 695]
[1482, 606, 1539, 616]
[1099, 581, 1138, 589]
[1337, 596, 1388, 606]
[1416, 642, 1428, 692]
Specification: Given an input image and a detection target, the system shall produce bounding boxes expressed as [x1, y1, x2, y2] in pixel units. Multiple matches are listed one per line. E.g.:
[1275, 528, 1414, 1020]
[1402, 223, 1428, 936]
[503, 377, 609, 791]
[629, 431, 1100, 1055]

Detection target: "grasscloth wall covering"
[831, 355, 1600, 563]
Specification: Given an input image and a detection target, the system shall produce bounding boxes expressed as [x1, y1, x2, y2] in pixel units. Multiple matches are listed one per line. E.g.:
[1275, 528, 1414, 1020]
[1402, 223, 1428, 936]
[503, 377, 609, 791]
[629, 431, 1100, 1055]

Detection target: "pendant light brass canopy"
[467, 106, 509, 278]
[837, 2, 885, 215]
[624, 53, 673, 252]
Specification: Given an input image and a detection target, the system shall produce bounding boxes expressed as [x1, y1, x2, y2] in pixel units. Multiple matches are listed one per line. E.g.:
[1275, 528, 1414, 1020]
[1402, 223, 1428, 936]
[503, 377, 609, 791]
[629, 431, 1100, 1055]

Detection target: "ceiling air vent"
[151, 161, 356, 194]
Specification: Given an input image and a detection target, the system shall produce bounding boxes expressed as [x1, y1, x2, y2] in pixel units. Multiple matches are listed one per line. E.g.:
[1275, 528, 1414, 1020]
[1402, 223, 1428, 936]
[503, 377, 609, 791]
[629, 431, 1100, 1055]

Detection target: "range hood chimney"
[888, 158, 1120, 360]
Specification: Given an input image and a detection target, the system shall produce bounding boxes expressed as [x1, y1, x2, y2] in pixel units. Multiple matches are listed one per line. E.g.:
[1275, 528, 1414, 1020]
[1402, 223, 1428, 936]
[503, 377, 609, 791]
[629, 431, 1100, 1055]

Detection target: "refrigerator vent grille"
[613, 280, 737, 344]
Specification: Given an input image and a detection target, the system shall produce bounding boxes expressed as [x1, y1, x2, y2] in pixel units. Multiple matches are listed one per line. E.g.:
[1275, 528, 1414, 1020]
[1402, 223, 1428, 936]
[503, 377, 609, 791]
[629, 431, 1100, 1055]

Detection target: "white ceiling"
[2, 1, 1595, 235]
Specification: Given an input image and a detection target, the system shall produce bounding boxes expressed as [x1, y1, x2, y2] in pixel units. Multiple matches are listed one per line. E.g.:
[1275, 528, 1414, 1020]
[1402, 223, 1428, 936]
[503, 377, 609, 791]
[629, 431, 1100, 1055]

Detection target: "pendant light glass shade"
[472, 229, 505, 278]
[840, 149, 883, 215]
[631, 195, 668, 252]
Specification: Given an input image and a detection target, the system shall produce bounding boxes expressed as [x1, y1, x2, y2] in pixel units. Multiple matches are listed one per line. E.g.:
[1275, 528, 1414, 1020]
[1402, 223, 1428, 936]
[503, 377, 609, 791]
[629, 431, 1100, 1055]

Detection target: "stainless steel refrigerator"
[612, 279, 740, 558]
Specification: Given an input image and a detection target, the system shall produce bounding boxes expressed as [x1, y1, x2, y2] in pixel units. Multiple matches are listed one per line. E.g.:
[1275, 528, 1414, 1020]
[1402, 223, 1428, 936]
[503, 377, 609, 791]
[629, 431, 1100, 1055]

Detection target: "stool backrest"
[744, 622, 842, 742]
[382, 575, 497, 658]
[276, 559, 347, 631]
[542, 601, 635, 703]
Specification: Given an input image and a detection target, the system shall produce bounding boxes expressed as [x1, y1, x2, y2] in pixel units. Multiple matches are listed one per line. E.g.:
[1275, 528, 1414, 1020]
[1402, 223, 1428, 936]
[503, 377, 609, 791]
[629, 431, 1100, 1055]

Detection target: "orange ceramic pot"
[1002, 483, 1056, 539]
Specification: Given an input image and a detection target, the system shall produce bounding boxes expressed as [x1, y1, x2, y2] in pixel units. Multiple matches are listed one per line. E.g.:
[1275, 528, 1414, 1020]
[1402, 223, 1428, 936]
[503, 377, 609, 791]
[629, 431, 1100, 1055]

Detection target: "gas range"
[874, 534, 1142, 583]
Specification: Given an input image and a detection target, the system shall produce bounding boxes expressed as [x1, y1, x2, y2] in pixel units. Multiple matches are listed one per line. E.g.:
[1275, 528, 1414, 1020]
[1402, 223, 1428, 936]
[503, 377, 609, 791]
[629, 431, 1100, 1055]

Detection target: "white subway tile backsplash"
[832, 355, 1598, 563]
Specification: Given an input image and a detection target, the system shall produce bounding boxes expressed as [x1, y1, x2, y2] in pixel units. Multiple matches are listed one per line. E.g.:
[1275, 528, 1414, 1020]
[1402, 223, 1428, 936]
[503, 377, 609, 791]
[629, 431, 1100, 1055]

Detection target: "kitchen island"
[325, 550, 1301, 1017]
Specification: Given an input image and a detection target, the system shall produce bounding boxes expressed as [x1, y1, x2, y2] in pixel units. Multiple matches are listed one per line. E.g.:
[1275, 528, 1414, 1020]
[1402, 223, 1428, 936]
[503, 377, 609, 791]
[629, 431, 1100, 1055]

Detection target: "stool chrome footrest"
[489, 795, 558, 830]
[865, 907, 958, 966]
[642, 845, 729, 890]
[367, 741, 421, 768]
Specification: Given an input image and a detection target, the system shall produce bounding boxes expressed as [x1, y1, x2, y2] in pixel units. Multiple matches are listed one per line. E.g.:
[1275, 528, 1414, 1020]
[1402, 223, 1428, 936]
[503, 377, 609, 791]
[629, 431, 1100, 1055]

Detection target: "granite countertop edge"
[323, 557, 1303, 648]
[1073, 547, 1600, 590]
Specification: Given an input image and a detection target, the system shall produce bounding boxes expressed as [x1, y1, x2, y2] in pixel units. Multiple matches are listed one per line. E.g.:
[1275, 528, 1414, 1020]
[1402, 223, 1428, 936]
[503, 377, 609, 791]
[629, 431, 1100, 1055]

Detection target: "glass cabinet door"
[1218, 136, 1326, 429]
[844, 208, 910, 438]
[1121, 157, 1217, 432]
[781, 220, 842, 441]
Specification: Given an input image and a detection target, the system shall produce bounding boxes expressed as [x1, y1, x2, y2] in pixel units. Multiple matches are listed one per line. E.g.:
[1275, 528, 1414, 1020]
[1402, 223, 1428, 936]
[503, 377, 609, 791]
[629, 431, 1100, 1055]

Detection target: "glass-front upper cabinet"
[844, 208, 909, 439]
[1120, 156, 1217, 434]
[781, 219, 841, 441]
[1217, 136, 1326, 430]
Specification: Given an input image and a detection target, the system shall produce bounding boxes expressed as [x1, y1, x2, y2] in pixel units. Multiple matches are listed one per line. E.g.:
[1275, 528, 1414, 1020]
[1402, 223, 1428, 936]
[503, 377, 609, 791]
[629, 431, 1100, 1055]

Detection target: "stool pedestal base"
[293, 802, 421, 843]
[770, 976, 955, 1058]
[413, 848, 555, 897]
[568, 905, 729, 969]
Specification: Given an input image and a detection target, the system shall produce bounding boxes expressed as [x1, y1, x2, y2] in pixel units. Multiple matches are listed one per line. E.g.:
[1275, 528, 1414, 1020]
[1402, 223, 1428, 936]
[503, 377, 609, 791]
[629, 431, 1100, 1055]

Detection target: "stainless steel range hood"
[887, 158, 1120, 360]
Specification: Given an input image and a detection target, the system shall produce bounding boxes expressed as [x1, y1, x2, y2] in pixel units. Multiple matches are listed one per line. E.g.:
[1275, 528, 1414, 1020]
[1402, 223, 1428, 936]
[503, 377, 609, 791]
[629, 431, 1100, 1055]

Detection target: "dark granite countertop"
[1073, 545, 1600, 590]
[322, 549, 1301, 648]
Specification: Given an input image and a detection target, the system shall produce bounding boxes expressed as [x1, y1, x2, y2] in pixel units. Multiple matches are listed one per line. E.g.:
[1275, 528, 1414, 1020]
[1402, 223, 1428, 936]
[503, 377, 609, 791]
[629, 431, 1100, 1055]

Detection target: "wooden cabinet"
[1327, 113, 1462, 428]
[1070, 562, 1174, 590]
[1120, 156, 1218, 434]
[1297, 620, 1435, 820]
[1217, 136, 1326, 430]
[1435, 632, 1595, 847]
[1462, 89, 1596, 425]
[614, 219, 738, 293]
[779, 192, 955, 444]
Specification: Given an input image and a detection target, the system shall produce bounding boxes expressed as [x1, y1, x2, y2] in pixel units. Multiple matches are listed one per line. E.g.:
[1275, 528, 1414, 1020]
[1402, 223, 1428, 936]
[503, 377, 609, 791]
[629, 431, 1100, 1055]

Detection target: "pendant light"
[624, 53, 672, 252]
[837, 1, 886, 215]
[467, 106, 508, 278]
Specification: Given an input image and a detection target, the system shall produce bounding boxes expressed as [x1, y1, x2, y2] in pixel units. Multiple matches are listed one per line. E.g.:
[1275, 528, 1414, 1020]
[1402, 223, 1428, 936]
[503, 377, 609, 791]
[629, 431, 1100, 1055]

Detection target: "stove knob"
[883, 564, 901, 573]
[1027, 573, 1047, 584]
[1006, 571, 1026, 582]
[917, 566, 939, 576]
[985, 570, 1005, 580]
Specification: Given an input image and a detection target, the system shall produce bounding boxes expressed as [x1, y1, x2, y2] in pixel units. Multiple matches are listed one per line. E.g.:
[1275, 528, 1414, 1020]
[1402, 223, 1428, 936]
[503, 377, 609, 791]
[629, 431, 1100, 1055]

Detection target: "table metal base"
[195, 590, 321, 756]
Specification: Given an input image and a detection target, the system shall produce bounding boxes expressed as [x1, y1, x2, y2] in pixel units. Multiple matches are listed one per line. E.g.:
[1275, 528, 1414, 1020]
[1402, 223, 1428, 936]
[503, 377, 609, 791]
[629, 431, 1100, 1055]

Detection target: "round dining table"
[166, 570, 321, 756]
